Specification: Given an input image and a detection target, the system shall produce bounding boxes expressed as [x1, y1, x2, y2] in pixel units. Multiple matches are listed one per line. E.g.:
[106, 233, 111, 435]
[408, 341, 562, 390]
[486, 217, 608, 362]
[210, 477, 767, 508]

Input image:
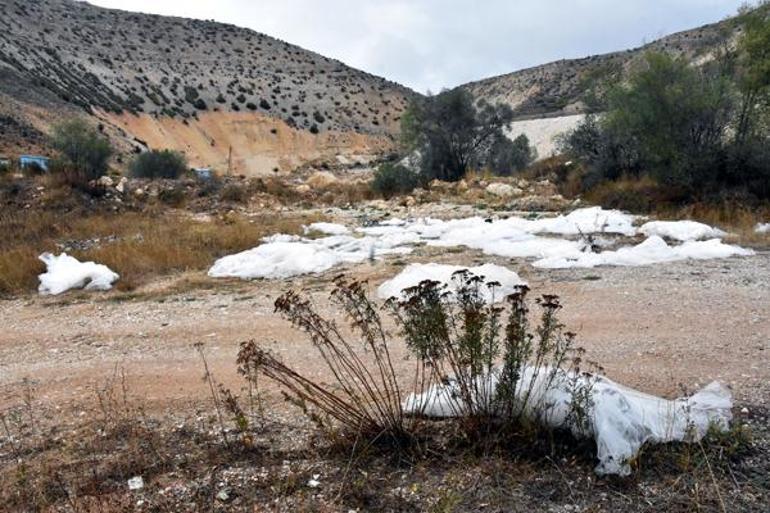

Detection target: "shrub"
[237, 273, 596, 449]
[50, 118, 113, 185]
[370, 162, 419, 199]
[129, 149, 188, 179]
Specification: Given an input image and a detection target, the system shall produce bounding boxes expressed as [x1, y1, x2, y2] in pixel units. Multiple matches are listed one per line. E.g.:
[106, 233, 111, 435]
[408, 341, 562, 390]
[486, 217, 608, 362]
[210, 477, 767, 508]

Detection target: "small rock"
[128, 476, 144, 490]
[216, 489, 231, 502]
[133, 188, 145, 197]
[116, 177, 128, 193]
[306, 171, 338, 189]
[485, 183, 515, 198]
[741, 407, 749, 414]
[97, 176, 114, 188]
[308, 475, 321, 488]
[295, 184, 312, 195]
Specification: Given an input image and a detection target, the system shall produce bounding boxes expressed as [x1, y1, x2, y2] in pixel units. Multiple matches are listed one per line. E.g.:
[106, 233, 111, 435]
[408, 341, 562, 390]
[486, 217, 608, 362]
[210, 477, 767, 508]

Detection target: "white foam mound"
[534, 236, 754, 269]
[210, 208, 752, 280]
[403, 367, 733, 476]
[756, 222, 770, 234]
[208, 233, 415, 280]
[640, 220, 727, 241]
[377, 263, 527, 302]
[304, 222, 350, 236]
[38, 253, 119, 295]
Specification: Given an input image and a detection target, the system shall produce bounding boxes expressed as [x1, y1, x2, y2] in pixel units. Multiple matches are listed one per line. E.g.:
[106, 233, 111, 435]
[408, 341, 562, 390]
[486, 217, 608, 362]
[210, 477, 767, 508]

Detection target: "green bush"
[129, 149, 188, 179]
[51, 118, 113, 184]
[371, 163, 419, 199]
[486, 133, 537, 175]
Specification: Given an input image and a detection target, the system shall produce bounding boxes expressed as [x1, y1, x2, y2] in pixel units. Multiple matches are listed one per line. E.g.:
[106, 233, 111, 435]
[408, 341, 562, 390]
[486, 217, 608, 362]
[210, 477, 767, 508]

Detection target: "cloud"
[87, 0, 748, 93]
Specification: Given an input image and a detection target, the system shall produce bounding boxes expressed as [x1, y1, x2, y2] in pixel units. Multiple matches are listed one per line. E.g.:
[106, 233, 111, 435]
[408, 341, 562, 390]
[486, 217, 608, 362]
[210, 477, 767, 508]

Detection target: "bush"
[51, 118, 113, 185]
[129, 149, 188, 179]
[370, 163, 419, 199]
[237, 274, 596, 448]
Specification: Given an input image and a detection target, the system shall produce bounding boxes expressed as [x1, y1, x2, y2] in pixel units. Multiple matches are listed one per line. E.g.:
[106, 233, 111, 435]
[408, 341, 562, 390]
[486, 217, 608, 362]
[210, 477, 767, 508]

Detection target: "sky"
[86, 0, 750, 93]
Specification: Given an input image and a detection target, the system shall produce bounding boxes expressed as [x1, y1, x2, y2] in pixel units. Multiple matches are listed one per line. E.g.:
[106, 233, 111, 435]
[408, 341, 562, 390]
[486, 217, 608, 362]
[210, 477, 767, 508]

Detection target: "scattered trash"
[307, 475, 321, 488]
[128, 476, 144, 490]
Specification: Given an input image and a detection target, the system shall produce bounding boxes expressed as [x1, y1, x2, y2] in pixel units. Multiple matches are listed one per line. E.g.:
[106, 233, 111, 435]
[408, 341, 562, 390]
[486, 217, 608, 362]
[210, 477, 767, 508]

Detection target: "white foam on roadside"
[640, 220, 726, 241]
[209, 208, 751, 280]
[38, 253, 119, 295]
[533, 236, 754, 269]
[403, 366, 732, 476]
[756, 222, 770, 234]
[377, 263, 527, 302]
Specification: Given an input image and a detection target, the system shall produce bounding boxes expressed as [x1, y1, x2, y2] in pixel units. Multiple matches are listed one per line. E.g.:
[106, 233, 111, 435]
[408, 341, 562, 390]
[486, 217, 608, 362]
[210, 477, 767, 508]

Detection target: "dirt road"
[2, 244, 768, 414]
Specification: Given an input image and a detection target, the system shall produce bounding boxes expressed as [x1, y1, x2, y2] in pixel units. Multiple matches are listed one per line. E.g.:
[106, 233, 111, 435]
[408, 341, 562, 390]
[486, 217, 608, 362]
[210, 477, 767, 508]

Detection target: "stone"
[97, 176, 114, 188]
[306, 171, 338, 189]
[485, 183, 516, 198]
[295, 184, 312, 195]
[116, 177, 128, 193]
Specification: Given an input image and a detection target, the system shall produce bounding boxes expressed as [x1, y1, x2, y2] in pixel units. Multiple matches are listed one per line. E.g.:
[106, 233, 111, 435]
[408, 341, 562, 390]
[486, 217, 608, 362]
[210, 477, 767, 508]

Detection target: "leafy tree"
[484, 133, 537, 175]
[735, 4, 770, 144]
[129, 149, 188, 179]
[402, 89, 515, 181]
[51, 118, 112, 181]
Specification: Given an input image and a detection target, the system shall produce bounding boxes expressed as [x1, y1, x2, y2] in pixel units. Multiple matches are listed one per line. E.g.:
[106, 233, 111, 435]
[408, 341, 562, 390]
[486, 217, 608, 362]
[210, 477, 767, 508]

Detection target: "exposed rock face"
[0, 0, 415, 167]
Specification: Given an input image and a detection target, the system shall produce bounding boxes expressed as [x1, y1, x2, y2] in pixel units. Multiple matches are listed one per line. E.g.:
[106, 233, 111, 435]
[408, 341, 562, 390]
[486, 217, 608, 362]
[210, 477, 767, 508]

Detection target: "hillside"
[463, 15, 742, 119]
[0, 0, 415, 173]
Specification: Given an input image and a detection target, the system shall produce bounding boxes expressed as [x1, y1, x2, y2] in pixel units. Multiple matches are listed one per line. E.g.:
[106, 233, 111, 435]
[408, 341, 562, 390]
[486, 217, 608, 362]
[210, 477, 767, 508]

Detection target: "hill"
[0, 0, 416, 173]
[462, 14, 744, 119]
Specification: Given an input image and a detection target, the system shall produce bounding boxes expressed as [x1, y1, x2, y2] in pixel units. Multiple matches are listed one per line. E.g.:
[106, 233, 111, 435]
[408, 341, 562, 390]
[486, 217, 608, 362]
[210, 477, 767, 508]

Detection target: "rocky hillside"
[463, 14, 744, 119]
[0, 0, 415, 173]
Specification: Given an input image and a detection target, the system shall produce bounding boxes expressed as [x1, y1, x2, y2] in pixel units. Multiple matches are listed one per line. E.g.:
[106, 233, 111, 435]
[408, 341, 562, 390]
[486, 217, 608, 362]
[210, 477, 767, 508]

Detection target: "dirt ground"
[2, 241, 768, 414]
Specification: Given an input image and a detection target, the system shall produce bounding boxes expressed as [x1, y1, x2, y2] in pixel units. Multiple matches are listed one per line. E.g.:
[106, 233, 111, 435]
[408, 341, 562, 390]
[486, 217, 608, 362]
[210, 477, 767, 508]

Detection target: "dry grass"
[654, 201, 770, 246]
[0, 208, 322, 296]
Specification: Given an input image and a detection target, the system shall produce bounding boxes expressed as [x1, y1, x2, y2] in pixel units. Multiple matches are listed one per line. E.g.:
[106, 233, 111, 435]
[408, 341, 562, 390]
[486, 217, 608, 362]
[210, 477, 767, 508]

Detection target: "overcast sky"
[87, 0, 749, 93]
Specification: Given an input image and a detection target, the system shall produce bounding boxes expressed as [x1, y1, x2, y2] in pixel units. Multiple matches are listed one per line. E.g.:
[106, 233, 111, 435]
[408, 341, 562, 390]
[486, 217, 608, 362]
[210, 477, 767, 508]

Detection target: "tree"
[129, 149, 188, 179]
[735, 4, 770, 144]
[402, 89, 515, 181]
[485, 133, 537, 175]
[51, 118, 112, 181]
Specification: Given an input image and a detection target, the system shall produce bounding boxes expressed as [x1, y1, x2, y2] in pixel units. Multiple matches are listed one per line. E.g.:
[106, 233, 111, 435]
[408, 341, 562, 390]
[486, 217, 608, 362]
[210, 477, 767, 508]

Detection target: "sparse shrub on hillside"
[371, 162, 419, 199]
[129, 149, 188, 179]
[50, 118, 113, 187]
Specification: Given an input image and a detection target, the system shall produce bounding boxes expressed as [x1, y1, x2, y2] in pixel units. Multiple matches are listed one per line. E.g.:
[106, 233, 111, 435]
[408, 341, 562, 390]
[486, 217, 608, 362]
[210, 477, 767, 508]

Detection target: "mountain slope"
[462, 15, 741, 119]
[0, 0, 415, 173]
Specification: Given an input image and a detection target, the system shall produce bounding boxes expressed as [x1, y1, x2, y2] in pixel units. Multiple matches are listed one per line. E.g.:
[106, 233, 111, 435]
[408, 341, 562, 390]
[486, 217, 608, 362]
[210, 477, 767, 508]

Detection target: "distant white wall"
[506, 114, 585, 160]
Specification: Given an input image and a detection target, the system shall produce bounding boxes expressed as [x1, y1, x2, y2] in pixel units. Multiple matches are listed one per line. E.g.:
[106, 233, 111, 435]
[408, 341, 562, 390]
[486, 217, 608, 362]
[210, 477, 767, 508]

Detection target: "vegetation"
[129, 149, 188, 179]
[238, 273, 598, 448]
[561, 9, 770, 206]
[0, 208, 319, 296]
[401, 89, 534, 181]
[50, 118, 113, 186]
[370, 162, 419, 198]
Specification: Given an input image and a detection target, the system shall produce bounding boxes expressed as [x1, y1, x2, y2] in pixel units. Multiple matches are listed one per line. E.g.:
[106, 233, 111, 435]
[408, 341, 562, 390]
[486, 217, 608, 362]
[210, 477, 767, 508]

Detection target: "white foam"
[377, 263, 527, 302]
[38, 253, 119, 295]
[533, 236, 754, 269]
[404, 367, 732, 476]
[640, 220, 727, 241]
